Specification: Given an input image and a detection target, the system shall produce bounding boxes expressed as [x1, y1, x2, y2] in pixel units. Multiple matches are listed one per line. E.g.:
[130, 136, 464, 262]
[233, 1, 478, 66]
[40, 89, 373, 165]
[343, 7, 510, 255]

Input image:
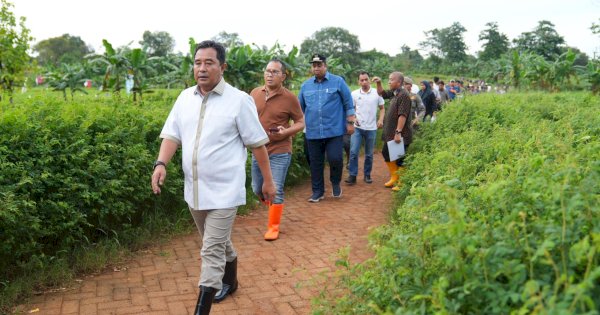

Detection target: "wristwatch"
[153, 160, 166, 169]
[394, 129, 402, 134]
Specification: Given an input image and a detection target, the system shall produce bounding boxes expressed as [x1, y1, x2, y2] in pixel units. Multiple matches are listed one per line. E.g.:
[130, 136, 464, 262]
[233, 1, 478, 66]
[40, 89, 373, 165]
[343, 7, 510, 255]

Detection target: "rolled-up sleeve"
[339, 80, 355, 116]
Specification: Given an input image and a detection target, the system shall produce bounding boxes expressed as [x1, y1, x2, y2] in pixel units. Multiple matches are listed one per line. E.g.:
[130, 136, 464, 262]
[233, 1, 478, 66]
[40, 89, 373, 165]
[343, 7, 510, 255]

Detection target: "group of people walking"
[149, 40, 433, 314]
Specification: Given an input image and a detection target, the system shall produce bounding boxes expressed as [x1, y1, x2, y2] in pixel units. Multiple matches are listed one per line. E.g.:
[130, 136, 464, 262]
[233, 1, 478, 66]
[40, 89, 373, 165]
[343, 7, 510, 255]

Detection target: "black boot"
[344, 175, 356, 185]
[194, 286, 216, 315]
[214, 257, 238, 303]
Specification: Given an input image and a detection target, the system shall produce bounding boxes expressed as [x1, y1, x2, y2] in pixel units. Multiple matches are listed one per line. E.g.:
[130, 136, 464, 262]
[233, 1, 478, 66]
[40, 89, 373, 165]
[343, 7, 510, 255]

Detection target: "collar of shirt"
[312, 71, 330, 83]
[261, 85, 283, 101]
[193, 77, 226, 96]
[359, 87, 373, 95]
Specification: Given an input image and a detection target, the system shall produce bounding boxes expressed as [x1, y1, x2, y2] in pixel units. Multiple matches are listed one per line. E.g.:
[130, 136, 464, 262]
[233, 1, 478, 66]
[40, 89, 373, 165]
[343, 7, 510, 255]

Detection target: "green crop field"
[315, 92, 600, 314]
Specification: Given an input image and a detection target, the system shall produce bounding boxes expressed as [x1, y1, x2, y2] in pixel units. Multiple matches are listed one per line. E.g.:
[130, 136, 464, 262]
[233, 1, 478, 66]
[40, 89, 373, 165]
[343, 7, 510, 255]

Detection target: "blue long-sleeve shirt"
[298, 72, 354, 140]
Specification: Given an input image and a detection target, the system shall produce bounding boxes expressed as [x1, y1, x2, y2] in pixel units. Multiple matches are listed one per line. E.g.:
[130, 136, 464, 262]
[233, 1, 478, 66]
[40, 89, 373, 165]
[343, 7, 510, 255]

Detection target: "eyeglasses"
[264, 70, 282, 76]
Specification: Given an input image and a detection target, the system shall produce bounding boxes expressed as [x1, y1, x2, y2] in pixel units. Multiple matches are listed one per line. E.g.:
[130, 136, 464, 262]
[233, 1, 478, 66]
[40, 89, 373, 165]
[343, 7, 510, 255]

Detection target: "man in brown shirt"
[372, 72, 412, 189]
[250, 59, 305, 241]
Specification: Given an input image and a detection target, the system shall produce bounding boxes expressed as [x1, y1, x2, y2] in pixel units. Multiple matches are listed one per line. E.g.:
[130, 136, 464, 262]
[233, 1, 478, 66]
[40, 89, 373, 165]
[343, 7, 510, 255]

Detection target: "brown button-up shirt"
[250, 85, 304, 155]
[381, 88, 413, 145]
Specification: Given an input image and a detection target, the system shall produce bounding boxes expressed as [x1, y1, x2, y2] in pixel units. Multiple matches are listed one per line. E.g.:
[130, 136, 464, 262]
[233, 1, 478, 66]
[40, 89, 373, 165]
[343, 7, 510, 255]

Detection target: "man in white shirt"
[345, 71, 385, 184]
[151, 40, 275, 314]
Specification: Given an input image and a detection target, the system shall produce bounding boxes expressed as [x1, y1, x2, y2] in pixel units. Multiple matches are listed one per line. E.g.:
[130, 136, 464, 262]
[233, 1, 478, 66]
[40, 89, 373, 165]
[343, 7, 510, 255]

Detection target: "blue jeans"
[348, 128, 377, 177]
[306, 136, 343, 195]
[251, 153, 292, 204]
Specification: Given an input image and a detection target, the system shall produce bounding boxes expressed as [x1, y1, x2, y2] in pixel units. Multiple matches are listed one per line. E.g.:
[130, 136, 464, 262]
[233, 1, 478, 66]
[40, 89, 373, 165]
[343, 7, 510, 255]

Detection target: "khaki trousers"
[189, 207, 238, 289]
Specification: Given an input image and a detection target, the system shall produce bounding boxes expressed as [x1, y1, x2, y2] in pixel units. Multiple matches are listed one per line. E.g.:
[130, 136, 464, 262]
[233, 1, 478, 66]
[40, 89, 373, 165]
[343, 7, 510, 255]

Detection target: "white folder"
[387, 139, 405, 161]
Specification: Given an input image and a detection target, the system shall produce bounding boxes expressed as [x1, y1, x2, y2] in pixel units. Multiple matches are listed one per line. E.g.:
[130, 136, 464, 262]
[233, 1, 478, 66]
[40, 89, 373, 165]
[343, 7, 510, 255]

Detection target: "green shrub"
[0, 88, 309, 311]
[320, 92, 600, 314]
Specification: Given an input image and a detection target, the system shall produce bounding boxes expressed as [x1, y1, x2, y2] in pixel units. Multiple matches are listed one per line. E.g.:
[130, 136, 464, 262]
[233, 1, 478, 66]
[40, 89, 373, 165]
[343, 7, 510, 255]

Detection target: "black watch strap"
[153, 160, 166, 169]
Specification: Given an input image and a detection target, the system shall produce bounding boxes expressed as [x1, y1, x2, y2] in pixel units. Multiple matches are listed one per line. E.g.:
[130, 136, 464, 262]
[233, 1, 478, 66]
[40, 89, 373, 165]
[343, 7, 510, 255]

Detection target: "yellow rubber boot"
[391, 166, 406, 191]
[264, 204, 284, 241]
[384, 161, 399, 188]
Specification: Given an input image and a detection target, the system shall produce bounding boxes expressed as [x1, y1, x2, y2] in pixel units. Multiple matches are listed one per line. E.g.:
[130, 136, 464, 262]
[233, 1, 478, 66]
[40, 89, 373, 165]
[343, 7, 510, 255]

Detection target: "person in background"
[299, 54, 355, 202]
[438, 80, 450, 110]
[345, 71, 385, 185]
[404, 77, 425, 130]
[372, 72, 412, 190]
[419, 80, 437, 122]
[250, 59, 305, 241]
[431, 77, 441, 104]
[446, 79, 458, 101]
[151, 40, 276, 314]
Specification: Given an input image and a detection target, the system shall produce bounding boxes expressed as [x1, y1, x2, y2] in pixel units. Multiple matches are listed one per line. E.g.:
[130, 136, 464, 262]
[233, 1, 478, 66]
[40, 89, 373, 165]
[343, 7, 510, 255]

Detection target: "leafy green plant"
[46, 64, 88, 100]
[127, 48, 154, 102]
[319, 92, 600, 314]
[0, 0, 33, 103]
[86, 39, 130, 94]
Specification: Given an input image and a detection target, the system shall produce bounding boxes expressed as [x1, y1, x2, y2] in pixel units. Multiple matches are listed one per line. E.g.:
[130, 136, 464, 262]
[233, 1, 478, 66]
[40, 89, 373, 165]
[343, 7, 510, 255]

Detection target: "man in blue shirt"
[299, 54, 356, 202]
[446, 79, 460, 100]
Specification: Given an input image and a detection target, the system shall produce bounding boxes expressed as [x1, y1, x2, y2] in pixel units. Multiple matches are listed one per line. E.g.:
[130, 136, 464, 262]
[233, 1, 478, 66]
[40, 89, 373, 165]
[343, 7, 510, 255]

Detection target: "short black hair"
[358, 71, 370, 77]
[268, 58, 287, 75]
[433, 76, 440, 83]
[194, 40, 226, 65]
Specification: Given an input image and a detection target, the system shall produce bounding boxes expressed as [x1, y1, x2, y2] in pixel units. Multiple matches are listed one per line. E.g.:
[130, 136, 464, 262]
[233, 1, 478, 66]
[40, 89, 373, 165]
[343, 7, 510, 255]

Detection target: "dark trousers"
[306, 135, 343, 195]
[343, 134, 351, 164]
[303, 133, 310, 166]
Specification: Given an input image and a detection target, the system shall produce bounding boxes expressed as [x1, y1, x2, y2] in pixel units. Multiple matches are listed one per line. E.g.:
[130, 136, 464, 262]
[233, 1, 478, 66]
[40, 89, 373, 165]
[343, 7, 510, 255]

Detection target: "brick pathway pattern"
[18, 155, 392, 315]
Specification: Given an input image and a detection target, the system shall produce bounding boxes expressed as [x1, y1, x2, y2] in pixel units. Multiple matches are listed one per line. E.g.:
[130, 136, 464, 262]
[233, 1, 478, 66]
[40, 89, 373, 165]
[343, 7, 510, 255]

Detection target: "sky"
[12, 0, 600, 59]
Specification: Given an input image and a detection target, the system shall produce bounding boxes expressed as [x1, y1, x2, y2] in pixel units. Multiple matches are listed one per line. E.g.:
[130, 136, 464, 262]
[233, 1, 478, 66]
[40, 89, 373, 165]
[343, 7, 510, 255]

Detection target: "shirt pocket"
[303, 91, 317, 106]
[325, 88, 339, 102]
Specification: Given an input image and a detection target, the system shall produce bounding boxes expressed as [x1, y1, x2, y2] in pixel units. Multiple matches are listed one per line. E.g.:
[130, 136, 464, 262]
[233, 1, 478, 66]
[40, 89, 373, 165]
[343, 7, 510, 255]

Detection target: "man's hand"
[151, 166, 167, 194]
[377, 119, 384, 128]
[371, 77, 381, 83]
[261, 180, 276, 204]
[346, 123, 355, 135]
[268, 126, 286, 142]
[394, 133, 402, 144]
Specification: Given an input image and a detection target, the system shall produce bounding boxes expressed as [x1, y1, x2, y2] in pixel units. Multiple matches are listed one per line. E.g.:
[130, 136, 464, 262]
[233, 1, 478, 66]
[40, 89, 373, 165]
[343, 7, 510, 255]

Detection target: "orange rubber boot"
[264, 204, 284, 241]
[384, 161, 399, 188]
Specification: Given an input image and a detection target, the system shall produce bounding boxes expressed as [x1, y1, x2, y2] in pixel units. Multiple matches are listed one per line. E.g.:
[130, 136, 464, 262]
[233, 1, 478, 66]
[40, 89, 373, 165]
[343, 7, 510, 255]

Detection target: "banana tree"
[174, 38, 197, 88]
[361, 56, 394, 81]
[509, 50, 523, 89]
[550, 49, 579, 91]
[46, 64, 88, 101]
[325, 56, 356, 84]
[86, 39, 130, 94]
[127, 48, 155, 102]
[265, 44, 303, 90]
[224, 44, 271, 93]
[584, 59, 600, 94]
[153, 37, 196, 89]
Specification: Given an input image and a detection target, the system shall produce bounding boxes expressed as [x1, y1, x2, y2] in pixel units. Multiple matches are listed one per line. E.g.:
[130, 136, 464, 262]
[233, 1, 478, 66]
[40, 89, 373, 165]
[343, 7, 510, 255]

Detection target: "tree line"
[1, 0, 599, 103]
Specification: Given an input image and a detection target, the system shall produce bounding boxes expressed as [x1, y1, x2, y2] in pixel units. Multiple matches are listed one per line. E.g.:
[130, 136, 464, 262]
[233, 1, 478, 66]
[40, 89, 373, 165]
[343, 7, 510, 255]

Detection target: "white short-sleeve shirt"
[351, 88, 385, 130]
[160, 78, 268, 210]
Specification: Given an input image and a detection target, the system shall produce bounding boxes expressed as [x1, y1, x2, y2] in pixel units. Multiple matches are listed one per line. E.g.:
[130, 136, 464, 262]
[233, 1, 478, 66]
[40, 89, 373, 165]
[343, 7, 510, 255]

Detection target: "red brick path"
[18, 155, 392, 315]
